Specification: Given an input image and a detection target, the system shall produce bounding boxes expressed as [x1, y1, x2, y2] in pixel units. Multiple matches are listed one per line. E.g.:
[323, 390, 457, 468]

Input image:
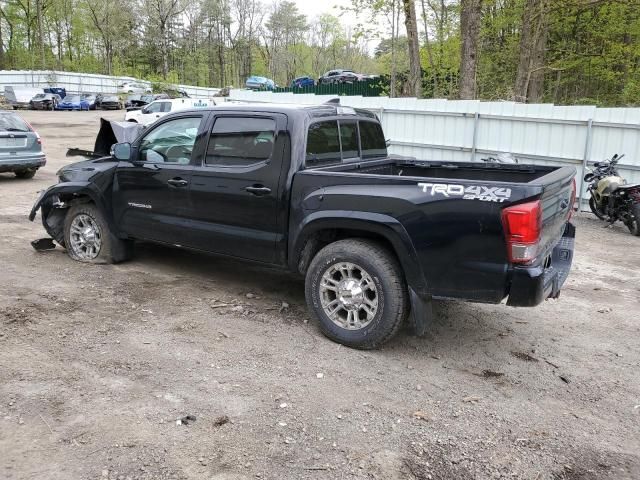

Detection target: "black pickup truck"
[30, 103, 576, 349]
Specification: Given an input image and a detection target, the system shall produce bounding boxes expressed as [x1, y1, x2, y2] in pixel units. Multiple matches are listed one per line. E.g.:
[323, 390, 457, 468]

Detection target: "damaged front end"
[29, 178, 115, 246]
[29, 118, 139, 246]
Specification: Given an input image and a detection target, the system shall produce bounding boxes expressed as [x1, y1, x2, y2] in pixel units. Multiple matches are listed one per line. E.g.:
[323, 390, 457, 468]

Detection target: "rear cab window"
[359, 121, 386, 159]
[305, 117, 387, 167]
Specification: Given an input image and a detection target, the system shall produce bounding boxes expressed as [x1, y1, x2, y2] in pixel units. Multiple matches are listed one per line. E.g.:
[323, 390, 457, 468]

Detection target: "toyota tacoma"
[30, 103, 576, 349]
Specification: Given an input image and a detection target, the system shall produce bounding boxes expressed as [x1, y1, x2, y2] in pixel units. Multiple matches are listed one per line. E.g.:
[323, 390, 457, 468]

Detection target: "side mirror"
[111, 142, 131, 161]
[141, 107, 150, 114]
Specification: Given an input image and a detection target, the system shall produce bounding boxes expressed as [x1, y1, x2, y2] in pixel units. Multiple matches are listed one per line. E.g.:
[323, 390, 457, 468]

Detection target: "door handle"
[167, 178, 188, 187]
[245, 185, 271, 196]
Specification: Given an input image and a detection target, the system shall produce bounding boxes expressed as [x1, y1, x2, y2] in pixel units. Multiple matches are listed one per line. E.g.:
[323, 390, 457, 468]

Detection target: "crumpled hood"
[57, 158, 118, 183]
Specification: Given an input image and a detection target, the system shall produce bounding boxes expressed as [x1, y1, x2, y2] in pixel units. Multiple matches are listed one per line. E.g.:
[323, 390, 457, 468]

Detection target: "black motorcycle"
[584, 154, 640, 236]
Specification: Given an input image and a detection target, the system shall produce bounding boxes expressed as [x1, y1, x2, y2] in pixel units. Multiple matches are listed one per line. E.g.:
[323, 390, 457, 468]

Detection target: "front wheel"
[589, 196, 606, 220]
[63, 204, 132, 263]
[305, 239, 408, 349]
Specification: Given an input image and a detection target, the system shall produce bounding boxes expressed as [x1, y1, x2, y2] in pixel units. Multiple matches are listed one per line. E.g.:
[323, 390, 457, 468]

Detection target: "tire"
[627, 204, 640, 236]
[305, 239, 408, 349]
[63, 203, 132, 264]
[589, 196, 606, 220]
[14, 169, 36, 179]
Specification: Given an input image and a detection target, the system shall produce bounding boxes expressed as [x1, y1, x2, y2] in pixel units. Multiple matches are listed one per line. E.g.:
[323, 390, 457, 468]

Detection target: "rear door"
[113, 113, 208, 245]
[188, 113, 288, 263]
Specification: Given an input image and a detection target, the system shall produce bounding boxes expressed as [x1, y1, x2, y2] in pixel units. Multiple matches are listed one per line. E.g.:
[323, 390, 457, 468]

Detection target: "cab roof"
[198, 102, 378, 121]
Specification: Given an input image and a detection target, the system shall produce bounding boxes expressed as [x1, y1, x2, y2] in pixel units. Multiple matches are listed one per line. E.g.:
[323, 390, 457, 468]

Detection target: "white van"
[124, 98, 217, 126]
[4, 86, 45, 109]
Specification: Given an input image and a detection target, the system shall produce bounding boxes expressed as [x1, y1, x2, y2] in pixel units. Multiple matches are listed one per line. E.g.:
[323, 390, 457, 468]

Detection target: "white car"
[118, 82, 152, 94]
[124, 98, 216, 126]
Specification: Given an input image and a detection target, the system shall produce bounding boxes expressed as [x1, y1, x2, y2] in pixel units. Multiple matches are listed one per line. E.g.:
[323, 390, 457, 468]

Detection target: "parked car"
[118, 82, 152, 94]
[318, 69, 366, 84]
[96, 94, 122, 110]
[290, 76, 315, 88]
[56, 95, 91, 111]
[81, 94, 97, 110]
[30, 93, 62, 110]
[245, 76, 276, 90]
[0, 111, 45, 179]
[4, 87, 44, 109]
[124, 94, 142, 109]
[44, 87, 67, 98]
[125, 93, 171, 111]
[30, 103, 576, 349]
[124, 97, 215, 126]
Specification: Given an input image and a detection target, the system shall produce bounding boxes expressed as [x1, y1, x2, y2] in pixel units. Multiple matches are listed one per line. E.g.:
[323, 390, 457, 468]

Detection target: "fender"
[29, 181, 116, 232]
[290, 210, 428, 294]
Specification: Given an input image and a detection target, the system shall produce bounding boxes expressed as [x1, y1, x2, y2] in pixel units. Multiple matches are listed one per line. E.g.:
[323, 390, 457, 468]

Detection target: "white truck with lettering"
[125, 98, 216, 126]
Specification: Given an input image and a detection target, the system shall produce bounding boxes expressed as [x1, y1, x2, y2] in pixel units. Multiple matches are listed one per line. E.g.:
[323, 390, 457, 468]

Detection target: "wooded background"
[0, 0, 638, 105]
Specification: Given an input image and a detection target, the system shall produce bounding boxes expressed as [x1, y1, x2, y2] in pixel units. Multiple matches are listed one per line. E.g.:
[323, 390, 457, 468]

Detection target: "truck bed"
[292, 156, 575, 305]
[316, 157, 558, 184]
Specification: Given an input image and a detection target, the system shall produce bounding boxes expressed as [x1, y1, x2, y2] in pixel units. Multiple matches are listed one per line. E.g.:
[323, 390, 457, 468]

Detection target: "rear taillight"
[501, 200, 542, 264]
[22, 118, 41, 145]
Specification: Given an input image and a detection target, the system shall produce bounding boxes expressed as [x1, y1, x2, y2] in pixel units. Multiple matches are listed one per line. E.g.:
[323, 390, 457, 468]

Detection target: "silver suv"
[0, 112, 46, 179]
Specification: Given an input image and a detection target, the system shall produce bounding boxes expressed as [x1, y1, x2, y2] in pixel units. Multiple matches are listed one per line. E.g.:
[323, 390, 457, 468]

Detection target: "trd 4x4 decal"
[418, 183, 512, 203]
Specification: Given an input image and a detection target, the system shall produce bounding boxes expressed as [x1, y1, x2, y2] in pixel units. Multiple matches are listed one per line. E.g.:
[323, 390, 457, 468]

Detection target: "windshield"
[63, 95, 81, 102]
[104, 96, 119, 101]
[32, 94, 46, 100]
[0, 113, 30, 132]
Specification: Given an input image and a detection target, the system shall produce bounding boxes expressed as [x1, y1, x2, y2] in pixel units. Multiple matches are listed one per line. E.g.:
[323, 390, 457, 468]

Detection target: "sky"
[295, 0, 362, 29]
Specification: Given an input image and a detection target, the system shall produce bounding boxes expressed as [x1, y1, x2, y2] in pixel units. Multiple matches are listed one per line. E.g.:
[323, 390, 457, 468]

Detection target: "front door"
[139, 101, 171, 126]
[188, 113, 288, 264]
[113, 114, 206, 245]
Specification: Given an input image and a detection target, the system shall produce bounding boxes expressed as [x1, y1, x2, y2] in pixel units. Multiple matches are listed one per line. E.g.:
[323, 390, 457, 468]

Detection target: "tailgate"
[537, 169, 576, 256]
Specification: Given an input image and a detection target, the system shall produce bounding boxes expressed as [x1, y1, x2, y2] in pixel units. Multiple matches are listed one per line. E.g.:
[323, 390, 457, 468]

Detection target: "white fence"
[229, 89, 640, 208]
[0, 70, 220, 98]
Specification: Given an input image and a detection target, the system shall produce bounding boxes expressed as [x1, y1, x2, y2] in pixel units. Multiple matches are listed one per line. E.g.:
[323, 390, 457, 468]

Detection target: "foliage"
[0, 0, 639, 105]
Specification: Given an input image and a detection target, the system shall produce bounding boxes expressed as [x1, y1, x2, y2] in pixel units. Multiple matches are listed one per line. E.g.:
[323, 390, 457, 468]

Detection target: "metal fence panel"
[228, 89, 640, 207]
[0, 70, 220, 97]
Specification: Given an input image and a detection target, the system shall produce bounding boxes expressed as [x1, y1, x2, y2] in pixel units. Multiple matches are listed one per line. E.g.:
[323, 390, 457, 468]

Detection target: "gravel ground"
[1, 110, 639, 480]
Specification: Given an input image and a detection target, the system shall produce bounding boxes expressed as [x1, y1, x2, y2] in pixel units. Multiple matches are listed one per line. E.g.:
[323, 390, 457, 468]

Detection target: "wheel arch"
[290, 212, 427, 293]
[30, 182, 117, 235]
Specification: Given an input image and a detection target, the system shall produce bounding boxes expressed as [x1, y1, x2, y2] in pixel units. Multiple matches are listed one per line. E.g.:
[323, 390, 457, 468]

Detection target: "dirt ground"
[1, 110, 639, 480]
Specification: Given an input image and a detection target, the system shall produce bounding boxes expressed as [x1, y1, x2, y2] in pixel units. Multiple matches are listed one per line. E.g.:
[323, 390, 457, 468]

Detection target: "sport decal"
[418, 183, 512, 203]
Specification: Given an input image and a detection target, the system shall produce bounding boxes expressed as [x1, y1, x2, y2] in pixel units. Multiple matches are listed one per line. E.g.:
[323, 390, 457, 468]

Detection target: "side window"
[160, 102, 172, 112]
[206, 117, 276, 167]
[145, 102, 162, 114]
[306, 121, 341, 165]
[339, 121, 359, 159]
[359, 121, 387, 159]
[138, 117, 201, 164]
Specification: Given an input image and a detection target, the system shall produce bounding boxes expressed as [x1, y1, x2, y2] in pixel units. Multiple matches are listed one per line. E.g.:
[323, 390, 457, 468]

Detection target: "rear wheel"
[627, 204, 640, 236]
[589, 196, 606, 220]
[305, 239, 408, 349]
[14, 169, 36, 179]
